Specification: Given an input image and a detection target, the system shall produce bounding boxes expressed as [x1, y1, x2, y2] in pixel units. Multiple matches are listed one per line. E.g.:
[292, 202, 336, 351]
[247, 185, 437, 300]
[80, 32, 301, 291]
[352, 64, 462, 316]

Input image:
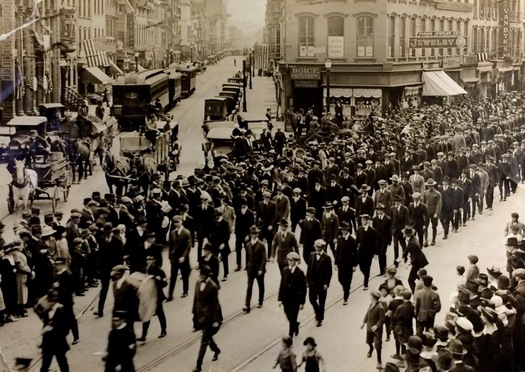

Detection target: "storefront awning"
[353, 88, 382, 98]
[81, 66, 113, 85]
[323, 88, 353, 98]
[422, 70, 467, 96]
[461, 78, 479, 84]
[498, 66, 513, 73]
[477, 63, 493, 73]
[108, 60, 124, 75]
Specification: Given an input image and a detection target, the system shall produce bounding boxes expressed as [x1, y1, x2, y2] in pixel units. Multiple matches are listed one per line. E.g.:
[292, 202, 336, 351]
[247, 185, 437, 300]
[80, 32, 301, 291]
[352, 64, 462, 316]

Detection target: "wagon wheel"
[51, 186, 59, 213]
[62, 169, 73, 202]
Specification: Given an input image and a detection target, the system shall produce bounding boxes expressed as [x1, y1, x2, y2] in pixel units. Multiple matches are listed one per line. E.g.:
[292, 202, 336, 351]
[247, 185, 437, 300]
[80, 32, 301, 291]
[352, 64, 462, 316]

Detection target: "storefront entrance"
[292, 84, 323, 116]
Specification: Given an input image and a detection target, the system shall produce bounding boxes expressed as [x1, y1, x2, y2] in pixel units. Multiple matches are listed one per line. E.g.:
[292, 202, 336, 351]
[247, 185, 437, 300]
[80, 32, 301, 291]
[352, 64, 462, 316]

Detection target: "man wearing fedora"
[447, 339, 474, 372]
[95, 223, 125, 318]
[335, 222, 358, 305]
[307, 239, 332, 327]
[390, 196, 409, 267]
[271, 219, 299, 274]
[257, 190, 277, 257]
[167, 215, 192, 301]
[372, 203, 392, 276]
[355, 184, 374, 226]
[400, 226, 428, 293]
[356, 214, 377, 290]
[422, 179, 441, 246]
[438, 176, 455, 239]
[209, 210, 231, 281]
[243, 226, 267, 312]
[299, 207, 322, 264]
[408, 192, 427, 248]
[290, 188, 307, 233]
[278, 252, 306, 339]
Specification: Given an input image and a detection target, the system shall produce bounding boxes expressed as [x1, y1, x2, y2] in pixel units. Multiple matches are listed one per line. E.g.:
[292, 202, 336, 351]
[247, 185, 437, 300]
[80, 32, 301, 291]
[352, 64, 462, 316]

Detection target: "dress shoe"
[158, 331, 167, 338]
[222, 276, 228, 282]
[75, 292, 85, 297]
[376, 362, 382, 369]
[72, 339, 79, 345]
[391, 354, 402, 360]
[431, 241, 435, 246]
[212, 349, 221, 361]
[257, 303, 263, 308]
[443, 235, 447, 240]
[316, 320, 322, 327]
[5, 315, 17, 322]
[181, 293, 188, 298]
[295, 322, 300, 336]
[367, 351, 372, 358]
[385, 336, 390, 342]
[166, 295, 174, 302]
[192, 367, 202, 372]
[242, 306, 251, 313]
[234, 266, 241, 272]
[363, 286, 368, 291]
[343, 300, 348, 305]
[423, 243, 429, 247]
[136, 336, 146, 342]
[94, 311, 103, 318]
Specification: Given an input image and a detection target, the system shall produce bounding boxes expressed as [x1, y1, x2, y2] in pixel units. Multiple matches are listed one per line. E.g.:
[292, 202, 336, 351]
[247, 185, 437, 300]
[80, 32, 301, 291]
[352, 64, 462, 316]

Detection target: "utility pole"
[242, 59, 247, 112]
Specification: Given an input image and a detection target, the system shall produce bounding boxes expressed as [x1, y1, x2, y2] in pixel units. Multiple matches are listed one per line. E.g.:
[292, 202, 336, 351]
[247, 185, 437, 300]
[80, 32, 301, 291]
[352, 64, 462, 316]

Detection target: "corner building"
[279, 0, 524, 117]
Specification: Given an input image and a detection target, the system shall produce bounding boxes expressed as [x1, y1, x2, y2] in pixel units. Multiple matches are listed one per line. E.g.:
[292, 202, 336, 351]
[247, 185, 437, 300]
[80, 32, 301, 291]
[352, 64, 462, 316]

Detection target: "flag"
[15, 62, 24, 100]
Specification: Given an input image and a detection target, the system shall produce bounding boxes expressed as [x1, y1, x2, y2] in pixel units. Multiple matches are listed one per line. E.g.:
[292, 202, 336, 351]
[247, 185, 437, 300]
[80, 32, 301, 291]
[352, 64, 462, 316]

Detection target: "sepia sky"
[227, 0, 266, 29]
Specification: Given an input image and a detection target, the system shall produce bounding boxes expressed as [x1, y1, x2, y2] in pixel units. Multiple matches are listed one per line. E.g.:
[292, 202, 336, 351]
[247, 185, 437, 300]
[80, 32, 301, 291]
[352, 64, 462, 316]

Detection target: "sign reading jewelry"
[409, 31, 467, 49]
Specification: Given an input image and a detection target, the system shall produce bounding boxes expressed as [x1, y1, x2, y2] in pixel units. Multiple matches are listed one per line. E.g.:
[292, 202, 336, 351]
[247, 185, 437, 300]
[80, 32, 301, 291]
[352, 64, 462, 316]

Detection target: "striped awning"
[109, 59, 124, 75]
[82, 40, 111, 67]
[477, 53, 488, 62]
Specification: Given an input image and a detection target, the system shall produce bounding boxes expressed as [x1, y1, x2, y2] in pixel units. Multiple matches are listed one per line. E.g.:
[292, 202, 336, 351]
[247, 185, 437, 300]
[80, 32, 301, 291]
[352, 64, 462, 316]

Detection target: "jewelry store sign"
[290, 66, 321, 80]
[409, 31, 467, 49]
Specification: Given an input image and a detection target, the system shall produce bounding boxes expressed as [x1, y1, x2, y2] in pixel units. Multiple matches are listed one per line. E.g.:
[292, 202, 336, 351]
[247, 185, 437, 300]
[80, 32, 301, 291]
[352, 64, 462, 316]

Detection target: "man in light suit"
[192, 265, 223, 372]
[243, 226, 267, 312]
[271, 219, 299, 273]
[167, 215, 192, 301]
[307, 239, 332, 327]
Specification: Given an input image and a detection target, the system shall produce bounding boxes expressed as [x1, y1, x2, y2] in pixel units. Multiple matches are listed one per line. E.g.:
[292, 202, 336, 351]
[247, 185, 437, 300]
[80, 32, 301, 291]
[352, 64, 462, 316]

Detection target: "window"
[420, 19, 426, 56]
[399, 17, 406, 57]
[439, 20, 445, 56]
[327, 16, 344, 37]
[430, 19, 436, 56]
[388, 16, 395, 58]
[410, 18, 416, 57]
[298, 16, 315, 57]
[357, 16, 374, 57]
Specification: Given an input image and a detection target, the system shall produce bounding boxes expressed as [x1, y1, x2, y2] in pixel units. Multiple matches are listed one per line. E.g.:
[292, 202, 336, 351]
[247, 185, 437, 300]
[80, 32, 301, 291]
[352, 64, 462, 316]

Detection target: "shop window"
[357, 16, 374, 57]
[299, 16, 315, 57]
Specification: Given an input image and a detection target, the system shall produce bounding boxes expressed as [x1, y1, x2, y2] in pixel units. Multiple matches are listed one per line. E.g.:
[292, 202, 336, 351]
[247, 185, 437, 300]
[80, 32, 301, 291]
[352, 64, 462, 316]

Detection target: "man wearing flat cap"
[299, 207, 322, 263]
[408, 192, 427, 247]
[278, 252, 307, 339]
[271, 219, 299, 274]
[321, 202, 339, 256]
[307, 239, 332, 327]
[290, 188, 307, 233]
[95, 223, 125, 318]
[234, 198, 255, 271]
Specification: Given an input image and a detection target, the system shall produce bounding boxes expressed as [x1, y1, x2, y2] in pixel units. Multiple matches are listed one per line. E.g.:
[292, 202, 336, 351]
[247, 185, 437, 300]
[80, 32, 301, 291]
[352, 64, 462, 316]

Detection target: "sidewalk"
[244, 75, 284, 130]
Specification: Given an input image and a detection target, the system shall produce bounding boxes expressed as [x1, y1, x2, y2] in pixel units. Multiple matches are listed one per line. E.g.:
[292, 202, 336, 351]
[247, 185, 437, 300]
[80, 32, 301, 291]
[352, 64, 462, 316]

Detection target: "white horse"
[10, 159, 38, 213]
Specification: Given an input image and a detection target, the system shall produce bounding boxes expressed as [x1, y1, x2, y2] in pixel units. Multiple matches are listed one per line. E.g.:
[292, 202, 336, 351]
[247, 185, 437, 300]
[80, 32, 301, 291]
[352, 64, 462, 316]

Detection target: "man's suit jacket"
[355, 195, 374, 219]
[125, 228, 147, 272]
[209, 219, 231, 254]
[272, 231, 299, 265]
[356, 225, 377, 259]
[201, 254, 220, 288]
[306, 252, 332, 289]
[99, 234, 124, 275]
[246, 239, 267, 275]
[321, 213, 339, 243]
[374, 189, 393, 215]
[335, 234, 358, 270]
[290, 197, 307, 223]
[372, 215, 392, 245]
[460, 178, 473, 201]
[234, 208, 255, 238]
[299, 218, 322, 249]
[403, 236, 428, 269]
[193, 279, 223, 326]
[408, 202, 427, 228]
[55, 270, 76, 307]
[364, 301, 385, 333]
[337, 206, 356, 234]
[257, 200, 277, 228]
[145, 200, 164, 228]
[451, 187, 464, 210]
[195, 204, 215, 236]
[415, 287, 441, 322]
[390, 204, 409, 231]
[393, 300, 415, 338]
[278, 266, 307, 307]
[273, 195, 290, 221]
[169, 227, 192, 263]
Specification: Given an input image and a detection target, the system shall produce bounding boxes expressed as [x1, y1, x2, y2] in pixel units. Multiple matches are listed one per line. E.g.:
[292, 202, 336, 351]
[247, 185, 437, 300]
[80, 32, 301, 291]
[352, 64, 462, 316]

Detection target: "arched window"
[399, 17, 406, 57]
[388, 16, 396, 58]
[327, 16, 344, 37]
[328, 16, 345, 58]
[299, 16, 315, 57]
[356, 16, 374, 57]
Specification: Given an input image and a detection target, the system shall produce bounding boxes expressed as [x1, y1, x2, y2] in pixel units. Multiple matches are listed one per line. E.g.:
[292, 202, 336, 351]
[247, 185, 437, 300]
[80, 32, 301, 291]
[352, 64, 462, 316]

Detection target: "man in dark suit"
[355, 184, 374, 225]
[390, 196, 409, 265]
[450, 179, 464, 233]
[234, 198, 255, 271]
[257, 190, 277, 256]
[372, 204, 392, 276]
[361, 290, 385, 369]
[209, 210, 231, 281]
[468, 164, 481, 219]
[53, 257, 79, 344]
[243, 226, 267, 312]
[195, 196, 215, 264]
[192, 265, 223, 372]
[335, 222, 358, 304]
[299, 207, 322, 263]
[290, 187, 307, 233]
[167, 215, 192, 301]
[145, 189, 166, 244]
[408, 192, 427, 247]
[95, 223, 125, 318]
[399, 226, 429, 293]
[438, 176, 454, 239]
[307, 239, 332, 327]
[325, 174, 342, 206]
[278, 252, 307, 339]
[309, 178, 326, 220]
[273, 184, 290, 222]
[337, 196, 357, 234]
[271, 219, 299, 273]
[200, 243, 220, 288]
[356, 214, 377, 290]
[321, 202, 339, 256]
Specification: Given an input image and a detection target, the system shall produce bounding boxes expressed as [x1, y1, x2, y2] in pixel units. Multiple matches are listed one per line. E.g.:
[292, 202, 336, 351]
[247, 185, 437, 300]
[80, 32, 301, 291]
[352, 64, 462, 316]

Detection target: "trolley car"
[176, 64, 198, 98]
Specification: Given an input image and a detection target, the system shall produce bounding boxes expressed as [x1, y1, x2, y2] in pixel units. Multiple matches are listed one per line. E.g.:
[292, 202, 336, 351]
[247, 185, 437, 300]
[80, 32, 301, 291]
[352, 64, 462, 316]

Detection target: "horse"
[121, 149, 159, 196]
[99, 149, 132, 197]
[9, 159, 37, 213]
[50, 138, 92, 183]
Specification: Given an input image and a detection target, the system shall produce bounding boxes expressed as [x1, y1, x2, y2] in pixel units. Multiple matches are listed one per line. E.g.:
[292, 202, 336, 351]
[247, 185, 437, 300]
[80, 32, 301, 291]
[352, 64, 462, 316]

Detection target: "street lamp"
[242, 59, 247, 112]
[134, 52, 139, 72]
[249, 51, 253, 89]
[325, 58, 332, 114]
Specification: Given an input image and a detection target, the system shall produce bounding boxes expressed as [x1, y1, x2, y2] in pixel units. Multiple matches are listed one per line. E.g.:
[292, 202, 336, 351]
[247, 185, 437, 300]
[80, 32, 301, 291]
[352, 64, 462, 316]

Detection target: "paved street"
[0, 56, 517, 372]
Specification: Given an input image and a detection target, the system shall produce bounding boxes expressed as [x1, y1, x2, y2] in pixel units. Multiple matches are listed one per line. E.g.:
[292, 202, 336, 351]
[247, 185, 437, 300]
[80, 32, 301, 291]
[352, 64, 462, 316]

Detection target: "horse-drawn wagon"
[5, 116, 73, 214]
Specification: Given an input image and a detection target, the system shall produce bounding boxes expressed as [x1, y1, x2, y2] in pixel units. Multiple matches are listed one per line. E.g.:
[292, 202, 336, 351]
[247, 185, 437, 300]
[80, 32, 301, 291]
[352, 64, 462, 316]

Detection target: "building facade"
[276, 0, 525, 118]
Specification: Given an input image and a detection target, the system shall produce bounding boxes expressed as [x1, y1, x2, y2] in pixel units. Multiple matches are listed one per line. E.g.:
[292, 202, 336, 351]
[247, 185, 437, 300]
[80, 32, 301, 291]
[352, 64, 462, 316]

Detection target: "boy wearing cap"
[105, 310, 137, 372]
[415, 275, 441, 334]
[278, 252, 306, 338]
[361, 290, 385, 369]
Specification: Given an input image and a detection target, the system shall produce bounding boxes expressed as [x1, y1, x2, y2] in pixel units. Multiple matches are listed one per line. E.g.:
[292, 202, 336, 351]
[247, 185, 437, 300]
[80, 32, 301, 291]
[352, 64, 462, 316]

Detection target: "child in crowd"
[273, 335, 297, 372]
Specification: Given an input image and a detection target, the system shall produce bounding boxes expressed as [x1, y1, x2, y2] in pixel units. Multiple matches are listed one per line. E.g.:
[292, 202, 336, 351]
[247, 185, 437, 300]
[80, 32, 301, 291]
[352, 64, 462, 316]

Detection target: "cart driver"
[145, 114, 161, 149]
[28, 129, 50, 164]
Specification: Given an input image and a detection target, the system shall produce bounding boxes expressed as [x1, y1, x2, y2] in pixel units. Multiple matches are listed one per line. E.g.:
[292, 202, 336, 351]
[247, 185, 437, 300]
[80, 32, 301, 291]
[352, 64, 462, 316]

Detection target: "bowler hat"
[279, 218, 289, 225]
[359, 184, 371, 192]
[103, 222, 115, 233]
[407, 336, 423, 354]
[339, 221, 351, 230]
[249, 226, 259, 234]
[447, 339, 467, 355]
